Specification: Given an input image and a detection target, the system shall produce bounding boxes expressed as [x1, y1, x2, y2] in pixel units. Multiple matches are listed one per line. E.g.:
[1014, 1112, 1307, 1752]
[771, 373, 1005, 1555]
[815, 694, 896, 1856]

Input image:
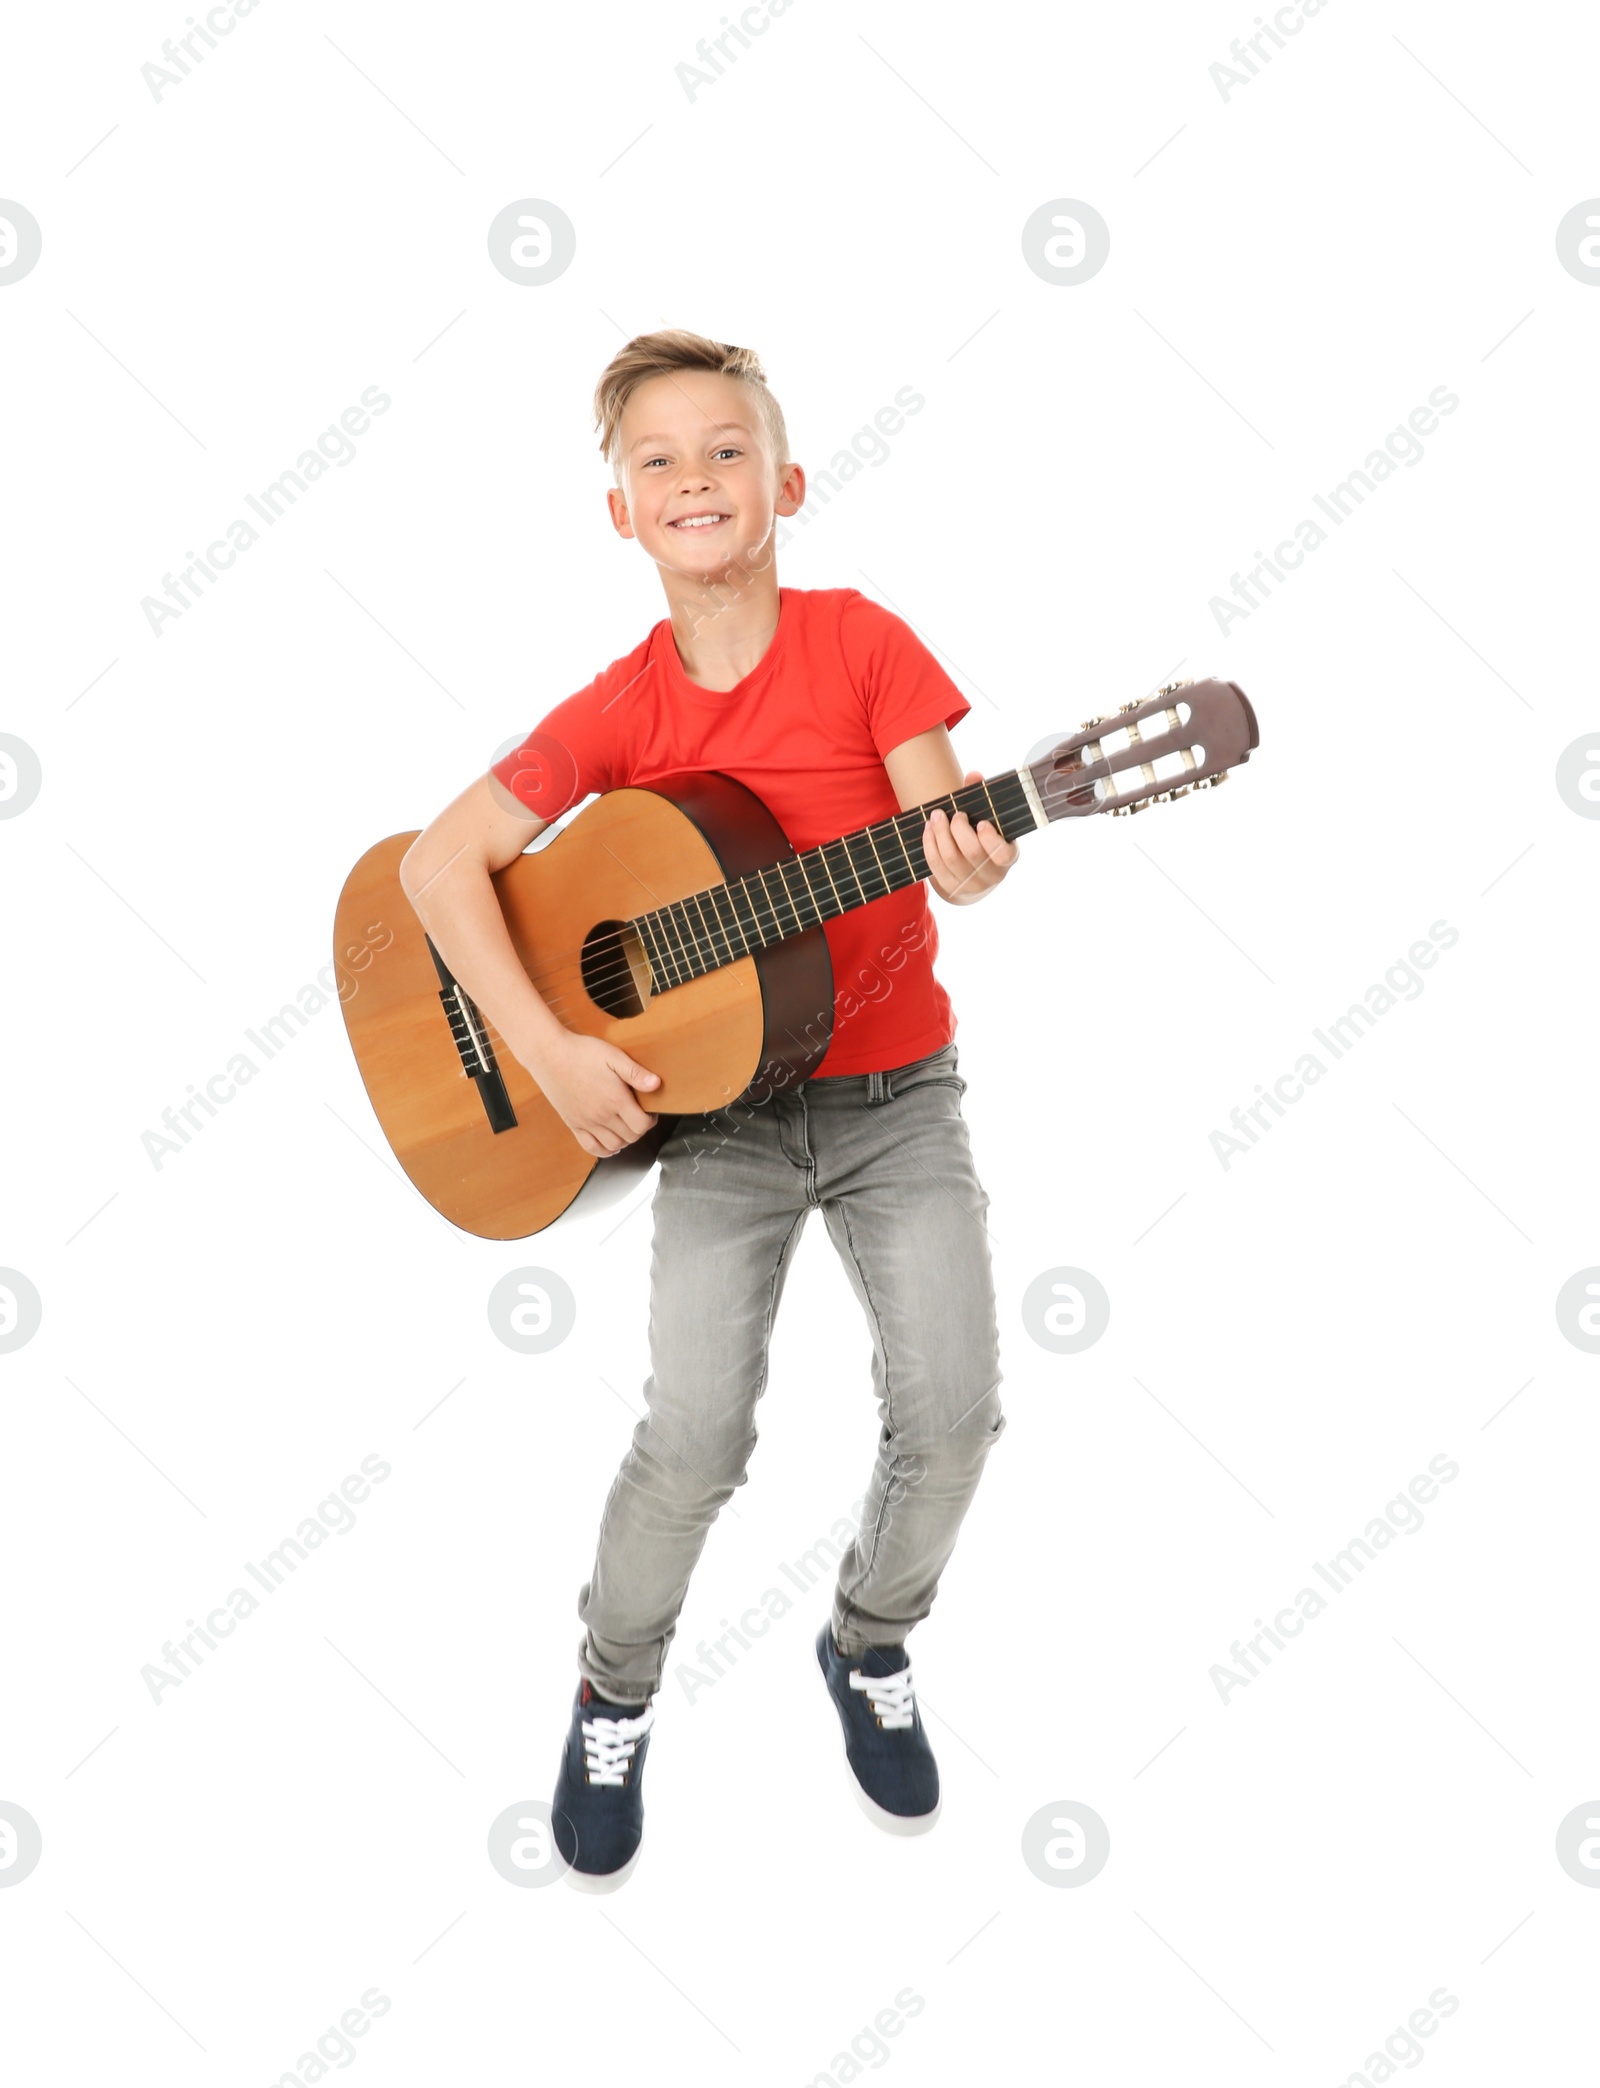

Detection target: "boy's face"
[607, 369, 803, 582]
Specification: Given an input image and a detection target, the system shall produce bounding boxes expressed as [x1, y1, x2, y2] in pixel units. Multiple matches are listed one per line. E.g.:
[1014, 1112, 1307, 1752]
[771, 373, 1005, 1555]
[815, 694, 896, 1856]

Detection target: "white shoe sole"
[561, 1843, 643, 1893]
[845, 1758, 942, 1836]
[821, 1672, 942, 1834]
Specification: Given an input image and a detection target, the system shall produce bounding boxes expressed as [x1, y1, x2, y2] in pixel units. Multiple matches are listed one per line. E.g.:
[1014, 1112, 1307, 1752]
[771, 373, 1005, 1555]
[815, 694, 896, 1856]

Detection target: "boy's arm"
[397, 774, 661, 1157]
[399, 773, 567, 1073]
[883, 725, 1019, 904]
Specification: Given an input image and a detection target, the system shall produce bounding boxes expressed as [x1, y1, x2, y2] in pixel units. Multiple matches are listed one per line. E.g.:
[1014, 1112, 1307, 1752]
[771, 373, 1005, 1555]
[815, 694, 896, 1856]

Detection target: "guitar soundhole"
[581, 919, 650, 1019]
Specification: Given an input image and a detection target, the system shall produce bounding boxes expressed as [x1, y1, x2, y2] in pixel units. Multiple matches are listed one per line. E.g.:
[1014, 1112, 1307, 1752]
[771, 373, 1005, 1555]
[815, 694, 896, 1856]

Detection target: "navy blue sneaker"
[550, 1678, 656, 1891]
[815, 1625, 941, 1834]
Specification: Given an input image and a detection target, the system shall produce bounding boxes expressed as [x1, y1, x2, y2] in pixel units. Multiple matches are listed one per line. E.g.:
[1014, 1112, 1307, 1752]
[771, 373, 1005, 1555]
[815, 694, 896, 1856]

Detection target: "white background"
[4, 0, 1598, 2081]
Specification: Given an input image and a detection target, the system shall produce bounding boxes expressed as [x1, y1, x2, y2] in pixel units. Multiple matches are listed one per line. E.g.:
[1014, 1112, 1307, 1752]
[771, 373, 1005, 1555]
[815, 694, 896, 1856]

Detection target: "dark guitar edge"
[560, 771, 835, 1233]
[630, 770, 836, 1102]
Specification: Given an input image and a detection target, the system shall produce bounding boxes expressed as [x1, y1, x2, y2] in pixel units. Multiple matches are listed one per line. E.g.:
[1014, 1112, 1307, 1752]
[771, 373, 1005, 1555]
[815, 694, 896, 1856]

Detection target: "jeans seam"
[796, 1088, 819, 1204]
[831, 1197, 900, 1620]
[760, 1208, 811, 1378]
[590, 1202, 809, 1701]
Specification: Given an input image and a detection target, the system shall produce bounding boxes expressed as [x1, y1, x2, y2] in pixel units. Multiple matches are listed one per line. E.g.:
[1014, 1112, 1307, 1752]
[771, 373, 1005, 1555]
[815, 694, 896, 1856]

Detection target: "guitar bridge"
[424, 935, 518, 1134]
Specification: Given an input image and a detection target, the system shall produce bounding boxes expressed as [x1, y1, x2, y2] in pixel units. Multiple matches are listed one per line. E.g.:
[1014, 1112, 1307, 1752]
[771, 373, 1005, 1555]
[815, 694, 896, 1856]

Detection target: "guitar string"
[475, 775, 1047, 1024]
[521, 719, 1211, 1009]
[448, 762, 1161, 1051]
[435, 747, 1205, 1057]
[455, 851, 968, 1052]
[459, 733, 1186, 1014]
[442, 784, 1049, 1059]
[456, 778, 1037, 1012]
[468, 700, 1209, 1000]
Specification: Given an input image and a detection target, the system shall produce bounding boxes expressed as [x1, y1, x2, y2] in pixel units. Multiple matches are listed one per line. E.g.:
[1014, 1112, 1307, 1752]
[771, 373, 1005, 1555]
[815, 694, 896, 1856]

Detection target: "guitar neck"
[631, 771, 1042, 991]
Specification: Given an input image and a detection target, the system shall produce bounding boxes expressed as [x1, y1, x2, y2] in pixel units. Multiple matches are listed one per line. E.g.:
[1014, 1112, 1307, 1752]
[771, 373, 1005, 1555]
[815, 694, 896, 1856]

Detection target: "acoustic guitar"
[333, 676, 1257, 1239]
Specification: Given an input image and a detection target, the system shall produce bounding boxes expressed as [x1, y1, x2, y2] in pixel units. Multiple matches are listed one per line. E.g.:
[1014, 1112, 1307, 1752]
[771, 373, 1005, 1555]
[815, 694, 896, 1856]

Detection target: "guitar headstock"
[1027, 677, 1259, 821]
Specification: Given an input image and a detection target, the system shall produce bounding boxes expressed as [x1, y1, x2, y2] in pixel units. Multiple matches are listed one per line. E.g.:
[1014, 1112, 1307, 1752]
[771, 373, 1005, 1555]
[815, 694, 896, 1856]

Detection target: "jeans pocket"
[889, 1044, 966, 1100]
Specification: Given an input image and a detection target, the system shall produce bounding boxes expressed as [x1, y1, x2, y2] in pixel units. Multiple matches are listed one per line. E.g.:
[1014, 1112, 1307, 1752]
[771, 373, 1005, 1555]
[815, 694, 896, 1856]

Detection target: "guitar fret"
[626, 767, 1045, 995]
[824, 836, 868, 910]
[736, 872, 775, 946]
[688, 889, 724, 971]
[775, 862, 802, 931]
[859, 821, 890, 895]
[638, 913, 673, 990]
[798, 844, 841, 920]
[643, 910, 677, 988]
[995, 776, 1033, 840]
[891, 809, 927, 881]
[690, 892, 723, 973]
[863, 820, 899, 896]
[786, 862, 813, 933]
[660, 901, 696, 981]
[731, 876, 772, 952]
[843, 828, 882, 905]
[885, 811, 918, 883]
[758, 863, 799, 940]
[865, 826, 894, 895]
[737, 877, 771, 950]
[782, 862, 810, 931]
[682, 892, 712, 971]
[987, 778, 1026, 839]
[760, 865, 794, 939]
[707, 882, 749, 962]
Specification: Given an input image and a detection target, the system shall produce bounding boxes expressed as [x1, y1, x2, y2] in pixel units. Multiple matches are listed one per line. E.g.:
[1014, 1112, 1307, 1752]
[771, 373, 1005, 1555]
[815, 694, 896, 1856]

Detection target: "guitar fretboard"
[633, 771, 1039, 990]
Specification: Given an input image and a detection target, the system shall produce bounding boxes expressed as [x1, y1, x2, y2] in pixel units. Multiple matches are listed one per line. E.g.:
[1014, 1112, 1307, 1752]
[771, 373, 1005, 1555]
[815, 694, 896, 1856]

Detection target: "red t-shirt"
[489, 586, 971, 1077]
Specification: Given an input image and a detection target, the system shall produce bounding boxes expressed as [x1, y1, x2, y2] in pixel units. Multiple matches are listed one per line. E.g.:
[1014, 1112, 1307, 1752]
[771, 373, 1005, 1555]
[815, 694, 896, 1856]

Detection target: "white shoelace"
[582, 1702, 655, 1785]
[849, 1665, 917, 1730]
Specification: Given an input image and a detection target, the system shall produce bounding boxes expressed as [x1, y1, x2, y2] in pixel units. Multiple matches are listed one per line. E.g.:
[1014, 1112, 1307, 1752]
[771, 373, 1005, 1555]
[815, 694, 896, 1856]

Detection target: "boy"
[398, 330, 1018, 1888]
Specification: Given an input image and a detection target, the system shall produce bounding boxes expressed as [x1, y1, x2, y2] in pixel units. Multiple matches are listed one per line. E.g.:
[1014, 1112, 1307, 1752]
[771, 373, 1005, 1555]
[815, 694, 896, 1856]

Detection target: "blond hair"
[593, 328, 790, 483]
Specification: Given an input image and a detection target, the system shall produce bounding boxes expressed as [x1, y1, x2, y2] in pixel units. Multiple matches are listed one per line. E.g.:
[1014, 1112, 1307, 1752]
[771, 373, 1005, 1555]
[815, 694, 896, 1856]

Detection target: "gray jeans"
[576, 1042, 1006, 1705]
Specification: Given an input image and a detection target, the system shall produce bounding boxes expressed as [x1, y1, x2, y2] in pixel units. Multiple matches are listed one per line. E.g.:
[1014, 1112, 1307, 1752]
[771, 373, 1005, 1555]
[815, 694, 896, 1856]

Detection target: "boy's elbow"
[398, 836, 440, 910]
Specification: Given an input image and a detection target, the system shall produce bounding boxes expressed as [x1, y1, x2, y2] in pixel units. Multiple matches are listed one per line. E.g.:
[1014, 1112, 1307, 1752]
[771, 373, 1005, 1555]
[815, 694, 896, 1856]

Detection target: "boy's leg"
[809, 1047, 1005, 1654]
[576, 1092, 814, 1704]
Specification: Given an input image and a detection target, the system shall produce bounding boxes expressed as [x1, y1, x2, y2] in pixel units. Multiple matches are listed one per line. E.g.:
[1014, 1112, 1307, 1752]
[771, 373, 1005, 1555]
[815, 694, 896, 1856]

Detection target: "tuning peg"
[1109, 781, 1197, 818]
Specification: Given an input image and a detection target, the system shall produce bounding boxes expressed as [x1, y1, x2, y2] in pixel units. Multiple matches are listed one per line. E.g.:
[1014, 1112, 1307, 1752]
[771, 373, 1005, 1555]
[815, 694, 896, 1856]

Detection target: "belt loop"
[868, 1068, 889, 1106]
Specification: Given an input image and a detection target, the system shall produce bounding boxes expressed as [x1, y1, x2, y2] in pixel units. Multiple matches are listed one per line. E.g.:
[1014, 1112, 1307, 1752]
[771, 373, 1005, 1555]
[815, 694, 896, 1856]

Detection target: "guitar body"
[334, 772, 834, 1240]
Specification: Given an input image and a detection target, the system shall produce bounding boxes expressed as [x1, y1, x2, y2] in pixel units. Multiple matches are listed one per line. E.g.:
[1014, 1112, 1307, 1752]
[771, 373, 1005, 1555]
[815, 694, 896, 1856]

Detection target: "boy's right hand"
[529, 1030, 662, 1158]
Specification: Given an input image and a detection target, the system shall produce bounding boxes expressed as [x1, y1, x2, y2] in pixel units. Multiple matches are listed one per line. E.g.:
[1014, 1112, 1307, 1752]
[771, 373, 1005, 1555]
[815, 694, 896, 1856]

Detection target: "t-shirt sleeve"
[838, 591, 972, 759]
[488, 653, 634, 820]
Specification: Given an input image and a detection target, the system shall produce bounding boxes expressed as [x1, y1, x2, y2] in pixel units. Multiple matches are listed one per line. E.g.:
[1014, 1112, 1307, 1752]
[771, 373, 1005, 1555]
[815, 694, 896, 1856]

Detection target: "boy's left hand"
[923, 771, 1020, 904]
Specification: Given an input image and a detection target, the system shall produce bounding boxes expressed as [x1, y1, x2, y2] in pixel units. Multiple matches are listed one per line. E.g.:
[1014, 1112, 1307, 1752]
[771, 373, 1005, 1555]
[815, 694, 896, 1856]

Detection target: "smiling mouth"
[668, 513, 731, 531]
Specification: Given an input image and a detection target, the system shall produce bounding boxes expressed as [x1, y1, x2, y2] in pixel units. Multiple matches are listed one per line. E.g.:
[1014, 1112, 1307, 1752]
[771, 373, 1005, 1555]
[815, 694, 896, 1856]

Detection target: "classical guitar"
[333, 676, 1258, 1239]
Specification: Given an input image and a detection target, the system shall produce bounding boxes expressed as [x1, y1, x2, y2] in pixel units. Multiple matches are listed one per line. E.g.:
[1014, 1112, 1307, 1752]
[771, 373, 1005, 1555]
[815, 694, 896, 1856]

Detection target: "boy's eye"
[642, 446, 740, 468]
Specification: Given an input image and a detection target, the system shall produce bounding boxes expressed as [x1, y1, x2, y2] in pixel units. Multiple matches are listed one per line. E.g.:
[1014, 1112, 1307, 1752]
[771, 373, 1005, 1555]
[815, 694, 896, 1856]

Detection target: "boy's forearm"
[402, 860, 566, 1075]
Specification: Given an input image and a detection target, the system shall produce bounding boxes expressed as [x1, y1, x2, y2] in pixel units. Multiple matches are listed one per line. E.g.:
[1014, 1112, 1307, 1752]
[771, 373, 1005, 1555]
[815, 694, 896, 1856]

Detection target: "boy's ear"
[773, 460, 805, 519]
[606, 484, 636, 539]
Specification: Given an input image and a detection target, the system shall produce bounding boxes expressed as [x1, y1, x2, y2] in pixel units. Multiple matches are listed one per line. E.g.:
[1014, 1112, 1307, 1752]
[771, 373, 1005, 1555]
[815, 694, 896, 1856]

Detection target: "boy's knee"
[640, 1418, 754, 1498]
[882, 1387, 1003, 1478]
[931, 1384, 1006, 1455]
